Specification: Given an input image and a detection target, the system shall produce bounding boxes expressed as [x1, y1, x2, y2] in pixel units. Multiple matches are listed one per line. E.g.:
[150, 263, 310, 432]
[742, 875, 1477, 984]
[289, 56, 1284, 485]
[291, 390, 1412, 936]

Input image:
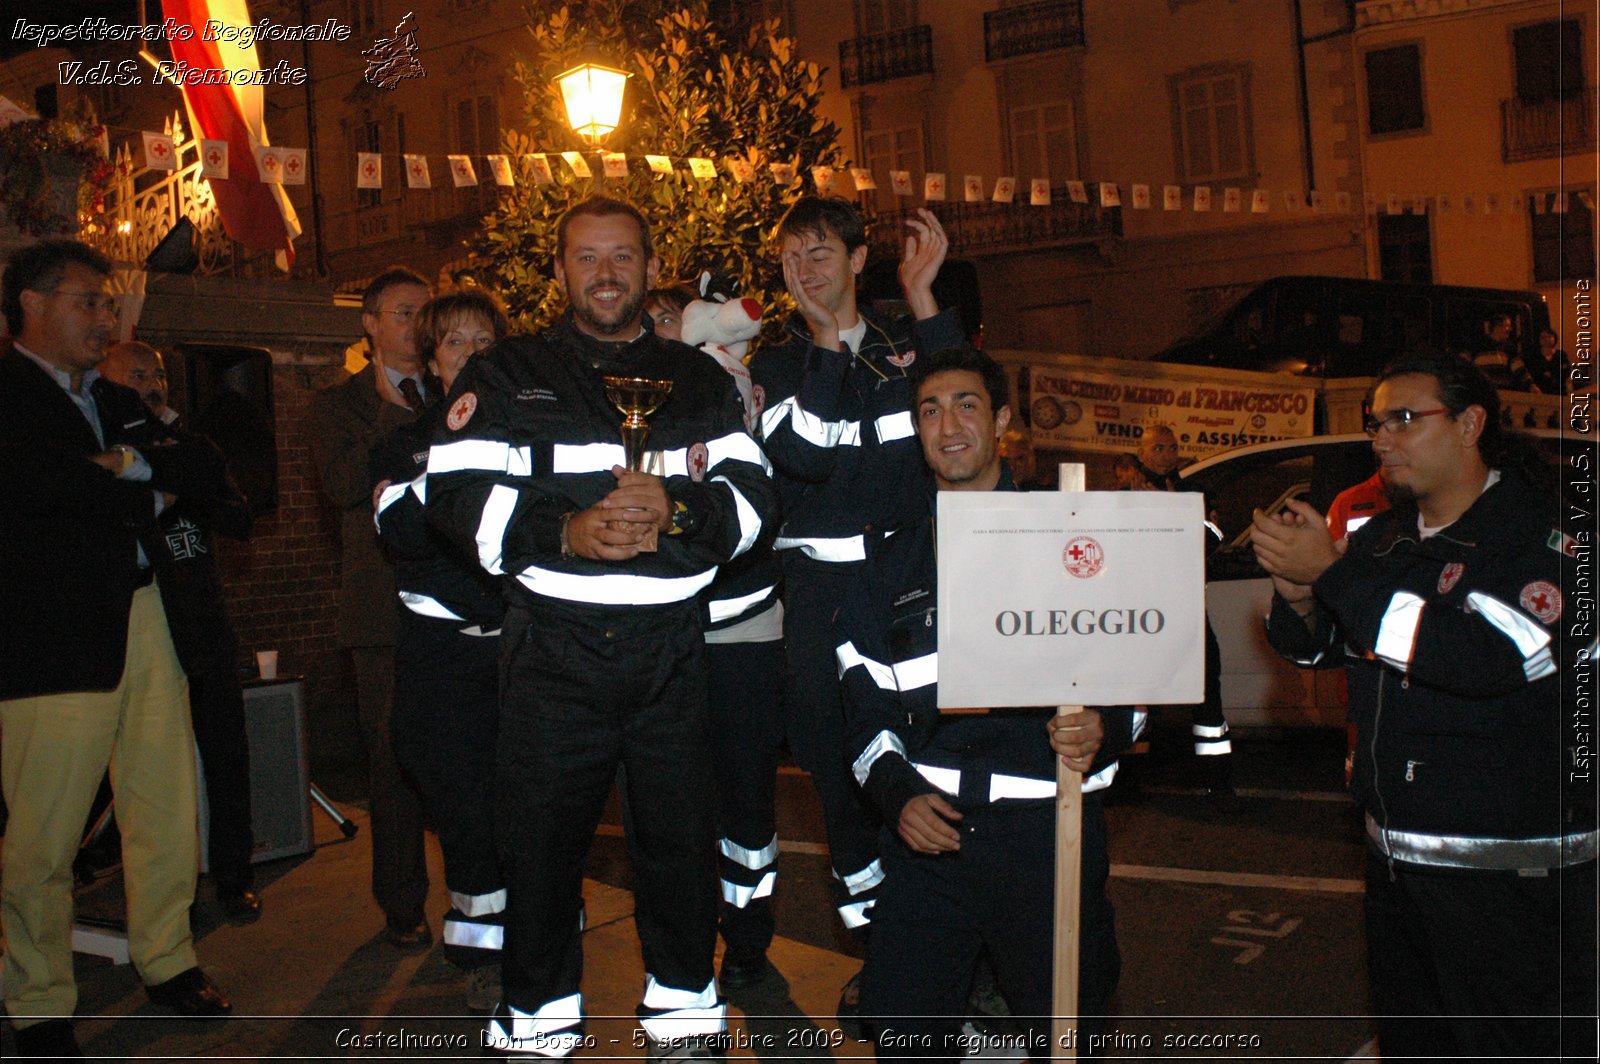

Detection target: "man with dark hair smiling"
[835, 345, 1135, 1060]
[428, 195, 775, 1059]
[1252, 350, 1594, 1060]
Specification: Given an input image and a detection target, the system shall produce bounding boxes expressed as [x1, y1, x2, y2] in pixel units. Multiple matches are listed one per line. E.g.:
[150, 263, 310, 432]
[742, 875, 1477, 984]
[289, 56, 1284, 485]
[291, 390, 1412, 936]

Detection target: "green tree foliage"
[472, 0, 844, 338]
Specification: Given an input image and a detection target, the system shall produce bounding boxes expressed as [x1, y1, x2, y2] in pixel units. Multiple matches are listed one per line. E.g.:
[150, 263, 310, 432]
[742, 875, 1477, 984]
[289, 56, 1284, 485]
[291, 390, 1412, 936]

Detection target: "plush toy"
[680, 272, 763, 428]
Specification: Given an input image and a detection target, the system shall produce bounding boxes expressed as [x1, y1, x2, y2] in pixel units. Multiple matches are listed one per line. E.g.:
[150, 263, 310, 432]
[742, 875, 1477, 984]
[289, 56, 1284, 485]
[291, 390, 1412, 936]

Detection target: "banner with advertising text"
[1004, 354, 1318, 460]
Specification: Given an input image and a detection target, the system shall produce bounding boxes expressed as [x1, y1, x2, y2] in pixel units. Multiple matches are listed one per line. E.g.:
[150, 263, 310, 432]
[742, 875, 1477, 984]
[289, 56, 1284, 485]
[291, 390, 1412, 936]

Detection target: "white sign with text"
[936, 491, 1206, 708]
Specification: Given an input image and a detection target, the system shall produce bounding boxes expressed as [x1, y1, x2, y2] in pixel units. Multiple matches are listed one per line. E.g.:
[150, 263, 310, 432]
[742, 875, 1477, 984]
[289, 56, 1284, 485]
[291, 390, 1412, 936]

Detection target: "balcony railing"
[869, 188, 1120, 258]
[840, 24, 934, 88]
[1502, 88, 1596, 162]
[984, 0, 1085, 62]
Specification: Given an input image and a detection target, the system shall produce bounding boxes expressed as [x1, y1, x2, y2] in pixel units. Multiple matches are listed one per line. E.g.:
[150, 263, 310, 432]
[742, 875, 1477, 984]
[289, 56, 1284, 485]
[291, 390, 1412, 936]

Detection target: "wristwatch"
[666, 499, 692, 536]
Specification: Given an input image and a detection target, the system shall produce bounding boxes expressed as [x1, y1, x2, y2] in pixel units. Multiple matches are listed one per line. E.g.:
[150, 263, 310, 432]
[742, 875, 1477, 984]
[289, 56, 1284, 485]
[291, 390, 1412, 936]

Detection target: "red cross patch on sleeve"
[446, 392, 477, 431]
[1518, 580, 1562, 625]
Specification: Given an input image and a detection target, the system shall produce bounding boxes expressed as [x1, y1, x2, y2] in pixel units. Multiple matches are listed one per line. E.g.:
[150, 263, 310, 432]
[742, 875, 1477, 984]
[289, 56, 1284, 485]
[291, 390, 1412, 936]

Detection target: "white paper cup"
[256, 650, 279, 680]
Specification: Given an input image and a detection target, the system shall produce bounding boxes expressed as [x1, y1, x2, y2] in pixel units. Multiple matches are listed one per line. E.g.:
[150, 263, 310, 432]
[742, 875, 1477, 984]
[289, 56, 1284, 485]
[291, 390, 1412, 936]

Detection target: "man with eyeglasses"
[0, 239, 234, 1057]
[1251, 351, 1594, 1060]
[309, 266, 435, 950]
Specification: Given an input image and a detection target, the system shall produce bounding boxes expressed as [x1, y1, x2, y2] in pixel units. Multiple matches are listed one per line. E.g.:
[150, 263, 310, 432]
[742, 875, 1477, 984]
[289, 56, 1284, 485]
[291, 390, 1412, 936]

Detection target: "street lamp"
[554, 62, 632, 144]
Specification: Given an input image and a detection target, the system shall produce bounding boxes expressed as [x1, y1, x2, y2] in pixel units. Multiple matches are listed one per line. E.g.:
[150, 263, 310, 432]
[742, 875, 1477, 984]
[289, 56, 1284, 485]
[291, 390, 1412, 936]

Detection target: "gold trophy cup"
[602, 375, 674, 551]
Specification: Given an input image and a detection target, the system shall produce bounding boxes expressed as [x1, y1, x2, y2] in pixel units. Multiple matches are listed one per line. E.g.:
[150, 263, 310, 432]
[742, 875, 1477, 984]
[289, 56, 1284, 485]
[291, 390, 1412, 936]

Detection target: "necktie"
[397, 376, 425, 412]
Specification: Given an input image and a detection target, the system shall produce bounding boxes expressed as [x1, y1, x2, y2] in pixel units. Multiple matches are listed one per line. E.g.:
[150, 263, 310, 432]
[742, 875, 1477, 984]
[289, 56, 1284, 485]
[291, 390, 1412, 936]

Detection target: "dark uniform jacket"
[425, 314, 777, 615]
[1266, 470, 1594, 871]
[835, 470, 1140, 822]
[750, 307, 962, 564]
[371, 401, 504, 629]
[0, 349, 229, 698]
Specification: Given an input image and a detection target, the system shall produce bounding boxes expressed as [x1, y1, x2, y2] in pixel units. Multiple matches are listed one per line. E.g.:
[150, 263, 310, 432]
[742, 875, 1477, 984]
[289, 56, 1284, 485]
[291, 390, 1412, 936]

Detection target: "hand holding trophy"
[602, 376, 674, 551]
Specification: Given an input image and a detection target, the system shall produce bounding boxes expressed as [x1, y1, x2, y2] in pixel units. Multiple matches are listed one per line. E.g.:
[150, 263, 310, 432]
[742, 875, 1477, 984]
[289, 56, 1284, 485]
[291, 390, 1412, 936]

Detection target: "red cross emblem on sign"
[455, 162, 468, 176]
[929, 179, 943, 194]
[151, 141, 168, 158]
[1062, 536, 1104, 579]
[207, 150, 221, 166]
[286, 156, 301, 174]
[364, 162, 377, 177]
[411, 164, 424, 177]
[264, 155, 279, 171]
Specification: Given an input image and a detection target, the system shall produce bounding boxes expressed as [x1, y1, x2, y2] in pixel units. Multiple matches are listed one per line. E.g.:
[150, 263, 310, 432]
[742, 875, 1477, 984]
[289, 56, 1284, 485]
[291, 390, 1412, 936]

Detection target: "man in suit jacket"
[0, 239, 232, 1059]
[308, 266, 435, 948]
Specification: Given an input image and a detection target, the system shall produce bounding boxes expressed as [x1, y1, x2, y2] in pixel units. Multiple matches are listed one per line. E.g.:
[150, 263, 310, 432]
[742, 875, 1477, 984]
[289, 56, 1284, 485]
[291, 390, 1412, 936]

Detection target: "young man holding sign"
[834, 346, 1138, 1059]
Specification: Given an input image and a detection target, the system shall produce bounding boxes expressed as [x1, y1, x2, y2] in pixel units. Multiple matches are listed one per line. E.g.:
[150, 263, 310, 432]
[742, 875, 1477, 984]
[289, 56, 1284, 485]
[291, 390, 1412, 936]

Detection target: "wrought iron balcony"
[1502, 88, 1596, 162]
[839, 24, 934, 89]
[984, 0, 1085, 63]
[869, 188, 1120, 258]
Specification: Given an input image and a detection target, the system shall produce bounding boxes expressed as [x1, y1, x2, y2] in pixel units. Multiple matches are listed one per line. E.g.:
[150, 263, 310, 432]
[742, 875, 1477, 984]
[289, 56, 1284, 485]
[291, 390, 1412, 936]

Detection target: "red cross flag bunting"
[448, 154, 478, 187]
[199, 138, 229, 180]
[281, 147, 307, 186]
[257, 146, 284, 185]
[924, 172, 946, 201]
[404, 153, 431, 189]
[487, 154, 514, 187]
[357, 152, 382, 190]
[142, 131, 177, 171]
[524, 154, 554, 185]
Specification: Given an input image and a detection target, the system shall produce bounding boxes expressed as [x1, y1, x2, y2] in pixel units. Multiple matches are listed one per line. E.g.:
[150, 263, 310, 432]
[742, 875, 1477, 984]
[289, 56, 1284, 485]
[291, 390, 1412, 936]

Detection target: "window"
[1377, 213, 1432, 284]
[856, 0, 917, 36]
[357, 118, 382, 209]
[863, 124, 923, 209]
[1010, 101, 1077, 183]
[1513, 20, 1584, 104]
[1170, 66, 1251, 183]
[1531, 191, 1596, 283]
[1365, 44, 1425, 135]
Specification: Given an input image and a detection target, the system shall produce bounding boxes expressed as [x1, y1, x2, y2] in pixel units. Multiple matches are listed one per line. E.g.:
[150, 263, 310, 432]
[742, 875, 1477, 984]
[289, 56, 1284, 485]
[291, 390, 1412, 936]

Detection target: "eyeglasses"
[49, 290, 118, 314]
[1364, 407, 1449, 437]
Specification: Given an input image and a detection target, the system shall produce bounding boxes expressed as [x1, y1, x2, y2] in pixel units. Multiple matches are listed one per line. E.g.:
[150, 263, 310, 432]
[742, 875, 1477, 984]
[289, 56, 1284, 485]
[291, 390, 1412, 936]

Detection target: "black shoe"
[218, 888, 263, 925]
[836, 969, 868, 1043]
[146, 966, 232, 1016]
[384, 915, 433, 952]
[718, 948, 773, 989]
[14, 1018, 83, 1058]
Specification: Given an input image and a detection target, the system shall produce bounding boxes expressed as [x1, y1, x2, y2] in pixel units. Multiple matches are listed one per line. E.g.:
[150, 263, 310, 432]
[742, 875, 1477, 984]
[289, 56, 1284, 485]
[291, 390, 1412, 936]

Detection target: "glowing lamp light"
[554, 62, 631, 143]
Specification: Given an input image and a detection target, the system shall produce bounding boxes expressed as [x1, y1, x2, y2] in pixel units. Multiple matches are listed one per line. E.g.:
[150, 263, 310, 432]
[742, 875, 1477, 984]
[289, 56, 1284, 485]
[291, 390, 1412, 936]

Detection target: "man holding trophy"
[426, 196, 776, 1059]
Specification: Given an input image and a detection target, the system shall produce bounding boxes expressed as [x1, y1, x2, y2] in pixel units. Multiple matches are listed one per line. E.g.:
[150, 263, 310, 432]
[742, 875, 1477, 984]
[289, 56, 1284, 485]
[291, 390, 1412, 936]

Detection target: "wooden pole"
[1052, 462, 1086, 1060]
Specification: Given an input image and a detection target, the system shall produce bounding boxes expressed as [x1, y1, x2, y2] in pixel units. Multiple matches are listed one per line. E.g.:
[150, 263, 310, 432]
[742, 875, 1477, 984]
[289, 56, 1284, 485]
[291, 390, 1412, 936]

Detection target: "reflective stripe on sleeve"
[836, 640, 896, 689]
[873, 410, 914, 443]
[914, 763, 961, 795]
[712, 475, 762, 557]
[706, 429, 771, 475]
[892, 652, 936, 692]
[775, 533, 866, 563]
[851, 728, 907, 786]
[552, 442, 624, 473]
[760, 395, 861, 448]
[430, 439, 531, 475]
[1465, 590, 1555, 681]
[1373, 591, 1425, 670]
[399, 591, 466, 622]
[988, 772, 1057, 801]
[513, 566, 717, 606]
[475, 484, 519, 576]
[708, 584, 777, 624]
[375, 479, 411, 520]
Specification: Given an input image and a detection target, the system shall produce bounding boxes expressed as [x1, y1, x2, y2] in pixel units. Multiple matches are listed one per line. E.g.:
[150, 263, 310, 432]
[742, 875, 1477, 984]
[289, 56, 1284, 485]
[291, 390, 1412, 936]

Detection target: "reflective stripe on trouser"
[495, 600, 718, 1038]
[486, 994, 585, 1057]
[638, 976, 727, 1042]
[1192, 721, 1232, 756]
[444, 895, 506, 968]
[782, 557, 882, 936]
[707, 638, 786, 955]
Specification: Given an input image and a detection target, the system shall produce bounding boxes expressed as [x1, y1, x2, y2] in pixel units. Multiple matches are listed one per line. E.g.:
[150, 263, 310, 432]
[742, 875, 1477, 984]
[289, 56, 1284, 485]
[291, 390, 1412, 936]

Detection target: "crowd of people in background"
[0, 192, 1591, 1063]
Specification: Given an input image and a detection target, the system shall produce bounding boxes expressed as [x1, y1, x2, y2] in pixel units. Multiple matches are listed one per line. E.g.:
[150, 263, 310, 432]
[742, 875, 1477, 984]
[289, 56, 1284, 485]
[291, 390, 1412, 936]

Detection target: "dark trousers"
[188, 664, 255, 893]
[706, 637, 786, 956]
[781, 557, 882, 924]
[351, 645, 429, 925]
[496, 600, 718, 1018]
[1364, 852, 1597, 1060]
[391, 616, 502, 899]
[861, 797, 1120, 1062]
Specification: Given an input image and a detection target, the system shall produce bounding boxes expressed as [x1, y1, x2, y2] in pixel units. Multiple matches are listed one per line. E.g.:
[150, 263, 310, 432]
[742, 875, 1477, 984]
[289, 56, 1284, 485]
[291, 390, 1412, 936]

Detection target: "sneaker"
[466, 965, 501, 1013]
